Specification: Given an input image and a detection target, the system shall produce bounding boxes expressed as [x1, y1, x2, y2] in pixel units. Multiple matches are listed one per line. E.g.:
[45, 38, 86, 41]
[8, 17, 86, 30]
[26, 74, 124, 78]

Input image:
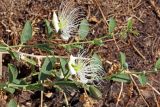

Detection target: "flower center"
[59, 17, 68, 30]
[71, 62, 83, 73]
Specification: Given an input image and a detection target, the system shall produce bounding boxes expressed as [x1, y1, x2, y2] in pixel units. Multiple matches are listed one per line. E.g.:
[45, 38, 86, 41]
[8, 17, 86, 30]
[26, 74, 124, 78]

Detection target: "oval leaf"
[8, 51, 20, 60]
[8, 64, 18, 83]
[78, 19, 89, 40]
[89, 85, 102, 99]
[54, 81, 78, 89]
[60, 58, 68, 75]
[0, 83, 6, 89]
[91, 53, 102, 66]
[21, 21, 32, 44]
[119, 52, 126, 68]
[25, 83, 43, 91]
[138, 73, 147, 86]
[5, 87, 15, 94]
[155, 58, 160, 71]
[0, 44, 7, 52]
[45, 19, 53, 37]
[7, 99, 17, 107]
[109, 17, 116, 35]
[93, 39, 104, 46]
[21, 56, 36, 65]
[110, 73, 130, 83]
[39, 57, 55, 80]
[127, 17, 133, 31]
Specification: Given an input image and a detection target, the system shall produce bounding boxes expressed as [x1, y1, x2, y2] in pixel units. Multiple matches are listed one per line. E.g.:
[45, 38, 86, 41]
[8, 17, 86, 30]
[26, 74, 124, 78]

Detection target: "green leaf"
[45, 19, 53, 37]
[0, 83, 6, 89]
[110, 73, 130, 83]
[91, 53, 102, 66]
[130, 30, 139, 36]
[120, 30, 127, 39]
[60, 58, 67, 72]
[21, 21, 32, 44]
[39, 57, 55, 80]
[93, 39, 104, 46]
[63, 44, 84, 52]
[7, 99, 17, 107]
[12, 79, 21, 85]
[127, 17, 133, 31]
[8, 64, 18, 83]
[119, 52, 126, 68]
[25, 83, 43, 91]
[56, 70, 64, 79]
[155, 58, 160, 71]
[138, 73, 147, 86]
[22, 56, 36, 65]
[108, 17, 116, 35]
[54, 81, 78, 89]
[5, 87, 15, 94]
[0, 44, 8, 52]
[78, 19, 89, 40]
[8, 51, 20, 60]
[36, 44, 53, 54]
[89, 85, 102, 99]
[60, 58, 68, 76]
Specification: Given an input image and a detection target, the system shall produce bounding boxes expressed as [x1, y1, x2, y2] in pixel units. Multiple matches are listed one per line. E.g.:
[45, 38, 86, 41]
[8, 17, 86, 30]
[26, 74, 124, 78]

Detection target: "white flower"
[53, 0, 84, 41]
[68, 53, 104, 84]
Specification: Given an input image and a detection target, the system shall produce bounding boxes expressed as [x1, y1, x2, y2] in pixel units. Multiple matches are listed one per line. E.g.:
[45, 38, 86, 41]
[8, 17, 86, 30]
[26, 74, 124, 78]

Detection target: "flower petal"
[68, 55, 76, 75]
[53, 12, 60, 32]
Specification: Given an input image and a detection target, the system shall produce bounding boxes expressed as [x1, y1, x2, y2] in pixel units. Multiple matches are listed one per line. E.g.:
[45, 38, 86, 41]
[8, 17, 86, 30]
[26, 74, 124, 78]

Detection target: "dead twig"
[113, 35, 120, 51]
[129, 36, 146, 60]
[132, 15, 144, 23]
[130, 75, 149, 107]
[92, 0, 108, 26]
[153, 91, 160, 107]
[132, 44, 146, 60]
[147, 83, 160, 96]
[0, 53, 2, 80]
[116, 82, 124, 107]
[149, 0, 160, 18]
[132, 0, 142, 10]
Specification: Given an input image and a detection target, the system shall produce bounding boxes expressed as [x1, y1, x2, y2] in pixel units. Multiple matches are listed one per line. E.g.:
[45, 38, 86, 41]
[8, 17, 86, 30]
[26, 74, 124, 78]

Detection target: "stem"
[18, 51, 68, 59]
[125, 70, 156, 75]
[8, 41, 93, 49]
[22, 72, 39, 80]
[0, 53, 2, 79]
[60, 40, 93, 47]
[63, 92, 69, 106]
[7, 83, 39, 88]
[7, 35, 113, 49]
[0, 51, 68, 59]
[40, 80, 44, 107]
[9, 43, 54, 48]
[147, 83, 160, 95]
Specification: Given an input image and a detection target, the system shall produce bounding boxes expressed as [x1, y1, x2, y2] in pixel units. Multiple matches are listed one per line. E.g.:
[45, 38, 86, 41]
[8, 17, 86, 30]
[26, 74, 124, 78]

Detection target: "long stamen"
[58, 0, 85, 41]
[68, 52, 104, 84]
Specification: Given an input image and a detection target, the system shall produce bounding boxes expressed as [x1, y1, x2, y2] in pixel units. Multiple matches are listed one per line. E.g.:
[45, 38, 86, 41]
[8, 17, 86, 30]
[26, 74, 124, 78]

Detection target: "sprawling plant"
[1, 0, 160, 106]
